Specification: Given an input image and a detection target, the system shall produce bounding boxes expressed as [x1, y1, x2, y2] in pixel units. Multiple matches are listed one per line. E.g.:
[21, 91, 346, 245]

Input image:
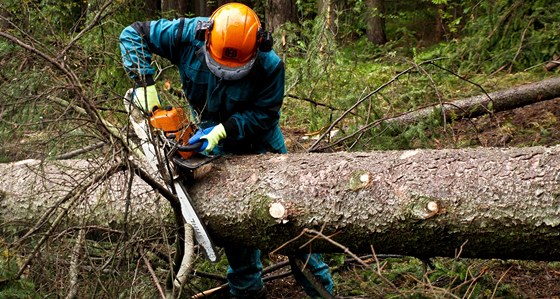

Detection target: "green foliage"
[0, 242, 41, 299]
[332, 256, 524, 298]
[428, 0, 560, 74]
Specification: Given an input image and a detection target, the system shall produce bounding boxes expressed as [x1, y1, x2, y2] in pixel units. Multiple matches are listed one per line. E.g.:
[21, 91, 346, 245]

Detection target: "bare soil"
[452, 97, 560, 148]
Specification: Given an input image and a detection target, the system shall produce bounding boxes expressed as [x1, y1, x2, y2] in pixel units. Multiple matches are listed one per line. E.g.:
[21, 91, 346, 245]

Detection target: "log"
[2, 145, 560, 261]
[544, 54, 560, 71]
[388, 76, 560, 126]
[188, 145, 560, 260]
[0, 159, 172, 229]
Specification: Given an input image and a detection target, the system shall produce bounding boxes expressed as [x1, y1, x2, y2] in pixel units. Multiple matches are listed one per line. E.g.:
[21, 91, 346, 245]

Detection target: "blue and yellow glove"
[132, 85, 161, 113]
[188, 124, 227, 153]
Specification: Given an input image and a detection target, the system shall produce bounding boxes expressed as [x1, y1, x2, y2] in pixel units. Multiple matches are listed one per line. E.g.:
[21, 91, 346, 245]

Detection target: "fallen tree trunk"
[2, 145, 560, 261]
[311, 76, 560, 151]
[390, 76, 560, 126]
[191, 145, 560, 260]
[544, 54, 560, 71]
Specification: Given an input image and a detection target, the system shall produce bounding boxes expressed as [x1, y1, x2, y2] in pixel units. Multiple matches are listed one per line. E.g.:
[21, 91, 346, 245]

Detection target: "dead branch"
[308, 58, 446, 152]
[54, 142, 106, 160]
[58, 0, 114, 58]
[544, 54, 560, 71]
[15, 162, 125, 279]
[65, 229, 85, 299]
[140, 247, 166, 299]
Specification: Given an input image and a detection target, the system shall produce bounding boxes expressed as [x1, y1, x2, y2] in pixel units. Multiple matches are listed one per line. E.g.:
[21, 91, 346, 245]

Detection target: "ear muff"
[195, 20, 213, 42]
[257, 28, 273, 52]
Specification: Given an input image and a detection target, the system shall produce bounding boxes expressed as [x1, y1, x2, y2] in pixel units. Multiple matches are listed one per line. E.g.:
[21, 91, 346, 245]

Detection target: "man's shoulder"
[256, 50, 283, 76]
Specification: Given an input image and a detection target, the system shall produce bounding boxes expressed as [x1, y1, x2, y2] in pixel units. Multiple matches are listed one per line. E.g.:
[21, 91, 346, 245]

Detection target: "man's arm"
[119, 17, 206, 85]
[223, 53, 286, 140]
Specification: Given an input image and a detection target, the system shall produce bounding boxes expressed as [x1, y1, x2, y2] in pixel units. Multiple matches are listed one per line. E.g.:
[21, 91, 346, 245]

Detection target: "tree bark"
[265, 0, 297, 32]
[0, 159, 171, 230]
[2, 145, 560, 261]
[193, 0, 217, 16]
[365, 0, 387, 45]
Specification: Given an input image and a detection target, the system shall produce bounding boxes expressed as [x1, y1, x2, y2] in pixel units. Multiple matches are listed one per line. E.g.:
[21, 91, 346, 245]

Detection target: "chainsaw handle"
[177, 141, 204, 152]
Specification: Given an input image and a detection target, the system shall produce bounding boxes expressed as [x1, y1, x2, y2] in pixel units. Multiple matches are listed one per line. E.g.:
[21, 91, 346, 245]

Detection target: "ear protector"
[194, 20, 213, 42]
[194, 20, 273, 52]
[257, 27, 273, 52]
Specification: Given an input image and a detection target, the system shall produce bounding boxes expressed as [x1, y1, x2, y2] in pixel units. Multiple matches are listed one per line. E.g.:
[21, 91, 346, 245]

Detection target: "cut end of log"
[269, 202, 288, 224]
[427, 201, 439, 213]
[359, 173, 370, 183]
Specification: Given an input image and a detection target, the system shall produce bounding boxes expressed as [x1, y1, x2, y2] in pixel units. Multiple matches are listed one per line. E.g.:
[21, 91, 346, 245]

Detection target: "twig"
[491, 265, 513, 298]
[65, 229, 85, 299]
[191, 284, 228, 299]
[172, 223, 195, 292]
[285, 94, 357, 116]
[58, 0, 114, 58]
[302, 228, 403, 296]
[192, 270, 227, 282]
[0, 31, 81, 88]
[54, 142, 106, 160]
[414, 60, 457, 145]
[15, 163, 125, 279]
[191, 259, 294, 298]
[455, 240, 468, 259]
[313, 95, 488, 152]
[307, 58, 445, 152]
[371, 245, 382, 274]
[264, 270, 292, 281]
[508, 19, 533, 74]
[140, 247, 166, 299]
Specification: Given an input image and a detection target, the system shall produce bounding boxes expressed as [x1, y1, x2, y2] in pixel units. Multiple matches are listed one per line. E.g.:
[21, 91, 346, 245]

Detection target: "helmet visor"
[203, 47, 256, 80]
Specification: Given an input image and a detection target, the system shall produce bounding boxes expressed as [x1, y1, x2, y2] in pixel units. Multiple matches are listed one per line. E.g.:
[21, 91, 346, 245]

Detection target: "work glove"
[132, 85, 161, 113]
[188, 124, 227, 153]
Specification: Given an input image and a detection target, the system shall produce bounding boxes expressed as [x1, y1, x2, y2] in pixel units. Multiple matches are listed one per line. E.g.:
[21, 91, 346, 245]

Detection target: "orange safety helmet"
[201, 3, 265, 80]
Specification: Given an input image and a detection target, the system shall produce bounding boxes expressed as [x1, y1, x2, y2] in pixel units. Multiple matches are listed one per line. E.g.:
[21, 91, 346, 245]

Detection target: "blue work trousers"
[224, 245, 334, 298]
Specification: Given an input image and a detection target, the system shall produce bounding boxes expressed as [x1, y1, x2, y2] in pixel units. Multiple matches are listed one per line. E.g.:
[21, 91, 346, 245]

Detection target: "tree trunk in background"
[0, 6, 10, 30]
[69, 0, 89, 32]
[144, 0, 160, 18]
[193, 0, 214, 16]
[192, 1, 240, 17]
[366, 0, 387, 45]
[434, 3, 445, 42]
[2, 146, 560, 261]
[161, 0, 190, 17]
[265, 0, 297, 32]
[317, 0, 336, 33]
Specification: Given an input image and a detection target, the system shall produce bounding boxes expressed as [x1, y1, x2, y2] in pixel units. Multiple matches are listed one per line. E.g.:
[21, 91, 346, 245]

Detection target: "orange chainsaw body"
[149, 107, 195, 160]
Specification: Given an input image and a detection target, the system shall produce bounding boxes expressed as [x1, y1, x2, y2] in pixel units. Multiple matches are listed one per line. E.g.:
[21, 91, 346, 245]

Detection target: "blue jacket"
[119, 17, 287, 154]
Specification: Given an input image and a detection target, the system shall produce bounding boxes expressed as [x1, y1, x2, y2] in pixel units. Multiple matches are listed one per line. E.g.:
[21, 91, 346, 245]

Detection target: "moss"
[404, 194, 441, 221]
[345, 170, 370, 191]
[248, 193, 276, 224]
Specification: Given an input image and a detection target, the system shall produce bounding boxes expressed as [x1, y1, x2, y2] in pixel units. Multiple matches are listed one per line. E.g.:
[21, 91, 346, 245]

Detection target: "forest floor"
[264, 98, 560, 298]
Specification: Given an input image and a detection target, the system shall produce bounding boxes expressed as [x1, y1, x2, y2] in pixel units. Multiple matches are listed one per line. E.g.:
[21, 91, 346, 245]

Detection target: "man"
[119, 3, 333, 298]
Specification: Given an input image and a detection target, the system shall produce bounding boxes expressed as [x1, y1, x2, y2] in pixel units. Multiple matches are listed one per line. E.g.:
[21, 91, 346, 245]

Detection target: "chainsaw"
[123, 89, 218, 263]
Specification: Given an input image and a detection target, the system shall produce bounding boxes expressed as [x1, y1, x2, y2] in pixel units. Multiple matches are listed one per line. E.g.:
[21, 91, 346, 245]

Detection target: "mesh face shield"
[203, 47, 257, 80]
